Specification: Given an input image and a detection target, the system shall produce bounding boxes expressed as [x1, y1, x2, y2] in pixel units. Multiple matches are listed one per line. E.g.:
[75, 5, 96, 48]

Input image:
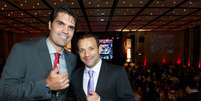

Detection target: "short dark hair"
[49, 3, 77, 23]
[76, 34, 100, 53]
[77, 34, 99, 47]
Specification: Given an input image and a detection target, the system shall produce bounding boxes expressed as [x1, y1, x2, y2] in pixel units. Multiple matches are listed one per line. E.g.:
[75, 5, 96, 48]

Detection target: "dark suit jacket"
[71, 60, 135, 101]
[0, 38, 77, 101]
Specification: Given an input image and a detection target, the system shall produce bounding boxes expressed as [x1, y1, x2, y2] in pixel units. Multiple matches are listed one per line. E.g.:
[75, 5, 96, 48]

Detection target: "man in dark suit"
[0, 4, 77, 101]
[71, 34, 135, 101]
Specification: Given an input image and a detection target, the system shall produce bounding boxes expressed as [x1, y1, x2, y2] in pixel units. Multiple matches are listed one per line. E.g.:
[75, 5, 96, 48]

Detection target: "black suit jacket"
[0, 38, 77, 101]
[71, 60, 135, 101]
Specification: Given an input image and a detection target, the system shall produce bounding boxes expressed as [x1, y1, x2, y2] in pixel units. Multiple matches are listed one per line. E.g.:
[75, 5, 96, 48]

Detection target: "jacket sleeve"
[100, 66, 135, 101]
[115, 67, 135, 101]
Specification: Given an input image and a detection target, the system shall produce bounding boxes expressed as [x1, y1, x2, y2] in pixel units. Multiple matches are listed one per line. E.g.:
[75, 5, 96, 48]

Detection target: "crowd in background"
[125, 63, 201, 101]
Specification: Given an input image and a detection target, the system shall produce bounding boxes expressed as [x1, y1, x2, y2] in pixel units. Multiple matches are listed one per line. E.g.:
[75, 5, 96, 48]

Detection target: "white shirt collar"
[83, 59, 102, 95]
[84, 59, 102, 73]
[46, 38, 64, 54]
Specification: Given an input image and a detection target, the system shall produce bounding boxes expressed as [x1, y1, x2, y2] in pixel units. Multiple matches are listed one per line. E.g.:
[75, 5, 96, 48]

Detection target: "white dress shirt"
[46, 39, 67, 74]
[83, 59, 102, 95]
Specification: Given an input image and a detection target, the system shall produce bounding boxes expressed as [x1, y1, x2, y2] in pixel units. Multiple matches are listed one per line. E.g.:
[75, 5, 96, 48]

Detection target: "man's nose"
[62, 26, 69, 34]
[84, 50, 90, 56]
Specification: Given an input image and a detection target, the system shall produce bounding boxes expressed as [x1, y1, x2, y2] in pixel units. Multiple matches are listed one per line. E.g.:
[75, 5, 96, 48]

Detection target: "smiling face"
[48, 12, 76, 51]
[78, 37, 101, 68]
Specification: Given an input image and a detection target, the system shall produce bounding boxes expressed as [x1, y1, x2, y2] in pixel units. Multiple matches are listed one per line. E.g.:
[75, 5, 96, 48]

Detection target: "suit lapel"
[77, 68, 87, 100]
[96, 61, 107, 94]
[37, 38, 52, 73]
[64, 52, 73, 76]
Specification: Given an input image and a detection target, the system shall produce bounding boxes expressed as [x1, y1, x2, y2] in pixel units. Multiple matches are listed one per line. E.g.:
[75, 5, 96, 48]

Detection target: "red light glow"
[177, 57, 181, 65]
[144, 56, 147, 67]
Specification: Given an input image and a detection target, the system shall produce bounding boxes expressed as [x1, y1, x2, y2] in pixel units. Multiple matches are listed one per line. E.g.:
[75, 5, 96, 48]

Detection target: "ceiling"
[1, 0, 201, 34]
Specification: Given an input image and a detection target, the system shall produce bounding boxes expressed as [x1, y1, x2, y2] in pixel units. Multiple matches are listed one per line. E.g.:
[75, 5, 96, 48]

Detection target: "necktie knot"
[54, 52, 60, 59]
[88, 70, 94, 78]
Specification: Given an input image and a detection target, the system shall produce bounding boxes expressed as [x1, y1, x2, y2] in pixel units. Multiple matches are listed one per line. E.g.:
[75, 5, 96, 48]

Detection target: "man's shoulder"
[102, 60, 122, 69]
[65, 51, 77, 57]
[13, 37, 46, 48]
[102, 60, 125, 72]
[74, 66, 84, 73]
[17, 37, 45, 45]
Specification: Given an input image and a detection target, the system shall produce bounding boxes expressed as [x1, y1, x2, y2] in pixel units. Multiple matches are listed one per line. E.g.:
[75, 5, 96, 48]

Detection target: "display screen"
[99, 39, 113, 60]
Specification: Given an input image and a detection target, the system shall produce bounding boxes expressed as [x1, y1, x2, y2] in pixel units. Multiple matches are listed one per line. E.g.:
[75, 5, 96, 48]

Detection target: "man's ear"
[48, 21, 51, 30]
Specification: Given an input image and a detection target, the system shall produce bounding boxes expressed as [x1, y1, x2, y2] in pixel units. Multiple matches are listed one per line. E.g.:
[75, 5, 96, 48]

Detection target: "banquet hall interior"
[0, 0, 201, 100]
